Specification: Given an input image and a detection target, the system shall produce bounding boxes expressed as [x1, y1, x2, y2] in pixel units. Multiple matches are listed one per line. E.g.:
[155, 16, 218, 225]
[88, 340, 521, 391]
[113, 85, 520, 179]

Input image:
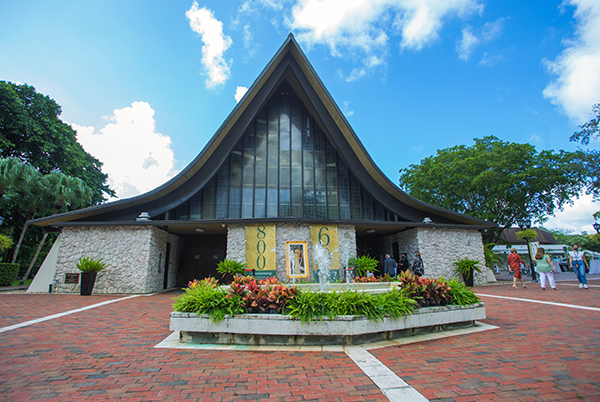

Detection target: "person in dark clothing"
[412, 251, 424, 277]
[383, 254, 397, 278]
[398, 253, 409, 274]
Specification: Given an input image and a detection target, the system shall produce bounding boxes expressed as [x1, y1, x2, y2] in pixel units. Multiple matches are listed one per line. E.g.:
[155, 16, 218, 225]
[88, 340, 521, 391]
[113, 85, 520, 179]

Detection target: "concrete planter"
[170, 303, 486, 346]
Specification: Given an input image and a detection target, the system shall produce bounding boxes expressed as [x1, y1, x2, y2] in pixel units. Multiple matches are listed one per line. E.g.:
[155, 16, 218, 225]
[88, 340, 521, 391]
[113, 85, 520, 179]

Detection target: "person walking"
[412, 251, 424, 277]
[508, 248, 527, 289]
[534, 247, 557, 290]
[398, 253, 410, 275]
[383, 254, 397, 278]
[569, 244, 589, 289]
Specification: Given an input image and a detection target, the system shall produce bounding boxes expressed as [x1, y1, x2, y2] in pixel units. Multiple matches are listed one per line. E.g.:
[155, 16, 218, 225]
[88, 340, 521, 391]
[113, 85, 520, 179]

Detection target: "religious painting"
[286, 241, 309, 279]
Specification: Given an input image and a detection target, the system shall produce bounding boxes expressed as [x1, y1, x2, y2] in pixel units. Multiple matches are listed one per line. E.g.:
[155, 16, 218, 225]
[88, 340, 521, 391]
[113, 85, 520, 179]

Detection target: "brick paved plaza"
[0, 279, 599, 401]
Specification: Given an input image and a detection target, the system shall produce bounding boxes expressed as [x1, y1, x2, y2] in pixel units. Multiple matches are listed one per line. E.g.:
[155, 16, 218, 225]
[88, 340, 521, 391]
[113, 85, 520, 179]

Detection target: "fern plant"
[216, 258, 246, 278]
[347, 255, 379, 277]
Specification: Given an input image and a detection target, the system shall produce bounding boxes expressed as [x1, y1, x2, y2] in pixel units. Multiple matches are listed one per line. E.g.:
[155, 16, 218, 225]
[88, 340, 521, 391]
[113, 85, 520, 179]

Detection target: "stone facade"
[53, 226, 183, 294]
[226, 224, 246, 263]
[226, 223, 357, 283]
[382, 227, 487, 285]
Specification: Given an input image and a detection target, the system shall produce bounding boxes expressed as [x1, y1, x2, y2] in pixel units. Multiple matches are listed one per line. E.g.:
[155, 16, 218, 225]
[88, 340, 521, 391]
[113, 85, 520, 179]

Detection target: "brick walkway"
[0, 280, 598, 401]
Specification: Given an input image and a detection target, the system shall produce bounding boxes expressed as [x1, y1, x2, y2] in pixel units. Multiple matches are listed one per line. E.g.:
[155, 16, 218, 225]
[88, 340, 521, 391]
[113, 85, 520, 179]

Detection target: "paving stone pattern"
[0, 280, 599, 401]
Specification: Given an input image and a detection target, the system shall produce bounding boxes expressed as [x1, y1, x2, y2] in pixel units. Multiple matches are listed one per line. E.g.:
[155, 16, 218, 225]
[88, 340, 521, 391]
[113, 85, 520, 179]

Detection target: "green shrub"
[347, 255, 379, 277]
[0, 234, 14, 254]
[0, 263, 20, 286]
[216, 258, 246, 278]
[76, 257, 108, 272]
[173, 278, 244, 323]
[441, 278, 481, 305]
[284, 288, 415, 323]
[453, 257, 483, 279]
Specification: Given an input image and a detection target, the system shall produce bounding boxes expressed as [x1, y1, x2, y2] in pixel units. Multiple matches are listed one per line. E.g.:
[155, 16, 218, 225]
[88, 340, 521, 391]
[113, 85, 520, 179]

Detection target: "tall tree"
[0, 81, 114, 203]
[20, 172, 94, 284]
[570, 102, 599, 202]
[399, 136, 588, 243]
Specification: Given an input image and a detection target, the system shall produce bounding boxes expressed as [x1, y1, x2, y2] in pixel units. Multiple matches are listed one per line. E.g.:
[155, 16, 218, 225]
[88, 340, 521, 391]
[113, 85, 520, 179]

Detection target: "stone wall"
[226, 224, 246, 263]
[225, 223, 357, 283]
[383, 228, 487, 285]
[275, 223, 312, 282]
[53, 226, 183, 294]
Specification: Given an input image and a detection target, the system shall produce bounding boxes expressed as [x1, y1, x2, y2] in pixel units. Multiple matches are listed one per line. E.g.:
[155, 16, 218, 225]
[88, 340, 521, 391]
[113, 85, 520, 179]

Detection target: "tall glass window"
[166, 80, 398, 223]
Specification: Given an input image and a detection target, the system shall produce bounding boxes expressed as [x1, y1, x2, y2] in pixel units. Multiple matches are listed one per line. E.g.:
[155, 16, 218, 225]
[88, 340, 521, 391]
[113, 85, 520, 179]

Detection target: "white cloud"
[545, 193, 599, 234]
[456, 18, 504, 61]
[287, 0, 482, 79]
[73, 102, 177, 200]
[342, 101, 355, 117]
[235, 86, 248, 102]
[543, 0, 600, 123]
[186, 2, 233, 88]
[457, 27, 480, 60]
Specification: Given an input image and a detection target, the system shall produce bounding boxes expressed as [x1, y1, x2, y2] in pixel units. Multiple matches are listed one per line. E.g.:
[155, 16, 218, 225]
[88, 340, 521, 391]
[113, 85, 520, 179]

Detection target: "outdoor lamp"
[593, 222, 600, 234]
[516, 217, 536, 282]
[517, 218, 531, 229]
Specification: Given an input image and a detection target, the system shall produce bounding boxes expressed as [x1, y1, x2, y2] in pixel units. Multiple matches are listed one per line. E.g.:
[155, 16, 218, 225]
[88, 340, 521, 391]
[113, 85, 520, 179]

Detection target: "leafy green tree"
[546, 228, 600, 253]
[399, 136, 588, 243]
[570, 103, 599, 219]
[0, 81, 114, 203]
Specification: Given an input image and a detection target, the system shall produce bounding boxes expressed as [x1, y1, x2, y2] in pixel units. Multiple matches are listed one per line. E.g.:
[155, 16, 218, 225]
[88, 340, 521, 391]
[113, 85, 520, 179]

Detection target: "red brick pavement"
[0, 283, 598, 401]
[0, 292, 382, 401]
[373, 281, 600, 401]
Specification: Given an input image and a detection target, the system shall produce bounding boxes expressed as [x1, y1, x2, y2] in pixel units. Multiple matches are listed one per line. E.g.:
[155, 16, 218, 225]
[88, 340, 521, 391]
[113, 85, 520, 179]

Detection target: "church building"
[31, 35, 493, 294]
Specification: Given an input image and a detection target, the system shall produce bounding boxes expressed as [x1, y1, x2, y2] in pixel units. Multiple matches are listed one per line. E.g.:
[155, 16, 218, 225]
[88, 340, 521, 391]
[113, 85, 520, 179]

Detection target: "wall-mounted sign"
[65, 273, 79, 284]
[246, 224, 276, 272]
[310, 225, 339, 271]
[286, 240, 309, 278]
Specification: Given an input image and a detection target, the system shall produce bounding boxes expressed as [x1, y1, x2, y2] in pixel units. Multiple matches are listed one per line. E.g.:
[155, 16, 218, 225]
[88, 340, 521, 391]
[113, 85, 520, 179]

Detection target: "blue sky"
[1, 0, 598, 233]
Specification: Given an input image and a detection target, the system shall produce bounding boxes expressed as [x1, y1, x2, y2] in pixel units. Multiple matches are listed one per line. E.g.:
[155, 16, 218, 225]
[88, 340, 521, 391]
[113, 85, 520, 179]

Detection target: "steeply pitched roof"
[31, 34, 494, 233]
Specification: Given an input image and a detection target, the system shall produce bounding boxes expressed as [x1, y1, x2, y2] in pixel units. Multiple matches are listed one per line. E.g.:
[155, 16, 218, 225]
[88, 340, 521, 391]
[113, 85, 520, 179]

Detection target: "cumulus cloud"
[286, 0, 482, 79]
[235, 86, 248, 102]
[73, 102, 177, 200]
[186, 2, 233, 88]
[545, 193, 598, 234]
[543, 0, 600, 123]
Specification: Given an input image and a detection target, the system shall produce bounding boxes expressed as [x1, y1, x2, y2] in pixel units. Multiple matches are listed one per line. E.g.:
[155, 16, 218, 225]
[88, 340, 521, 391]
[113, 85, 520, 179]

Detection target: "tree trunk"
[20, 232, 48, 285]
[11, 208, 36, 264]
[11, 221, 29, 264]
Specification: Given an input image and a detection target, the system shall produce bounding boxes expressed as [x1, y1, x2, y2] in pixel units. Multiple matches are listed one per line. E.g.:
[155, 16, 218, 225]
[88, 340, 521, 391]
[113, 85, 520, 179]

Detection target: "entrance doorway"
[184, 235, 227, 283]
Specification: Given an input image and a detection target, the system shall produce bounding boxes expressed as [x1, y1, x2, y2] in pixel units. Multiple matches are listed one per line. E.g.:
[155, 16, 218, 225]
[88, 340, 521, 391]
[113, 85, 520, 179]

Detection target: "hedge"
[0, 263, 20, 286]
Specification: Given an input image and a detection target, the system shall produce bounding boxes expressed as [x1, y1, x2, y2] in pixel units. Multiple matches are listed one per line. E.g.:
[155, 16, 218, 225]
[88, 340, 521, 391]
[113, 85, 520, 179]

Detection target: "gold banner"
[246, 224, 276, 271]
[310, 225, 339, 271]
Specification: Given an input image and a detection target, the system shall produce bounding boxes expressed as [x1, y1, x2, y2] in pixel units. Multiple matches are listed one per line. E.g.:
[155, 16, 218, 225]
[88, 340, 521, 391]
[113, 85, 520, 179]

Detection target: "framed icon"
[286, 241, 309, 279]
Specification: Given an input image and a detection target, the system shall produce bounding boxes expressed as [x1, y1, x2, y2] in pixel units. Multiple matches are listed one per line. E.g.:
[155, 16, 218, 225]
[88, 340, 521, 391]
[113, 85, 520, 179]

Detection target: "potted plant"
[347, 255, 379, 278]
[76, 257, 108, 295]
[216, 258, 246, 282]
[453, 257, 483, 287]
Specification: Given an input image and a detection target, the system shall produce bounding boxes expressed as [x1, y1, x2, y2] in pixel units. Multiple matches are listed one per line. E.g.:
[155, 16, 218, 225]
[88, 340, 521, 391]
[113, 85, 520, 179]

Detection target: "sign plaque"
[65, 273, 79, 284]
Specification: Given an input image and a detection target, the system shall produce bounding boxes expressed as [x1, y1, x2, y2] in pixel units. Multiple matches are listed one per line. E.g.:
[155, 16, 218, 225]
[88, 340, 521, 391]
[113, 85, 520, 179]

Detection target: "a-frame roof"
[31, 34, 494, 235]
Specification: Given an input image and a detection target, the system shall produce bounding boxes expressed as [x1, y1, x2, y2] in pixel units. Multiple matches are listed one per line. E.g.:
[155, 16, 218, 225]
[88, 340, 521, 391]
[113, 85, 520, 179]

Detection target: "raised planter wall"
[170, 303, 486, 346]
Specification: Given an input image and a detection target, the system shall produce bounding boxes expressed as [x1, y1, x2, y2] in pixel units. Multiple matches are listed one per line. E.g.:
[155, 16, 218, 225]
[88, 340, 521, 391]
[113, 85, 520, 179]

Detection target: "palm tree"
[20, 172, 94, 284]
[0, 157, 34, 198]
[10, 168, 45, 264]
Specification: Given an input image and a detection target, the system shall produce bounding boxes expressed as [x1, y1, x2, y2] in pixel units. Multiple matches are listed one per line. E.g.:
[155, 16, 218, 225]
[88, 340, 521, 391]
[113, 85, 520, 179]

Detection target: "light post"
[517, 218, 537, 282]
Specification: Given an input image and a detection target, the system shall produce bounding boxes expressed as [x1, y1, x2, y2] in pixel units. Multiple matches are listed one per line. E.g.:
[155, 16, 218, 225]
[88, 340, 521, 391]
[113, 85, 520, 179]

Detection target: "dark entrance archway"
[183, 235, 227, 283]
